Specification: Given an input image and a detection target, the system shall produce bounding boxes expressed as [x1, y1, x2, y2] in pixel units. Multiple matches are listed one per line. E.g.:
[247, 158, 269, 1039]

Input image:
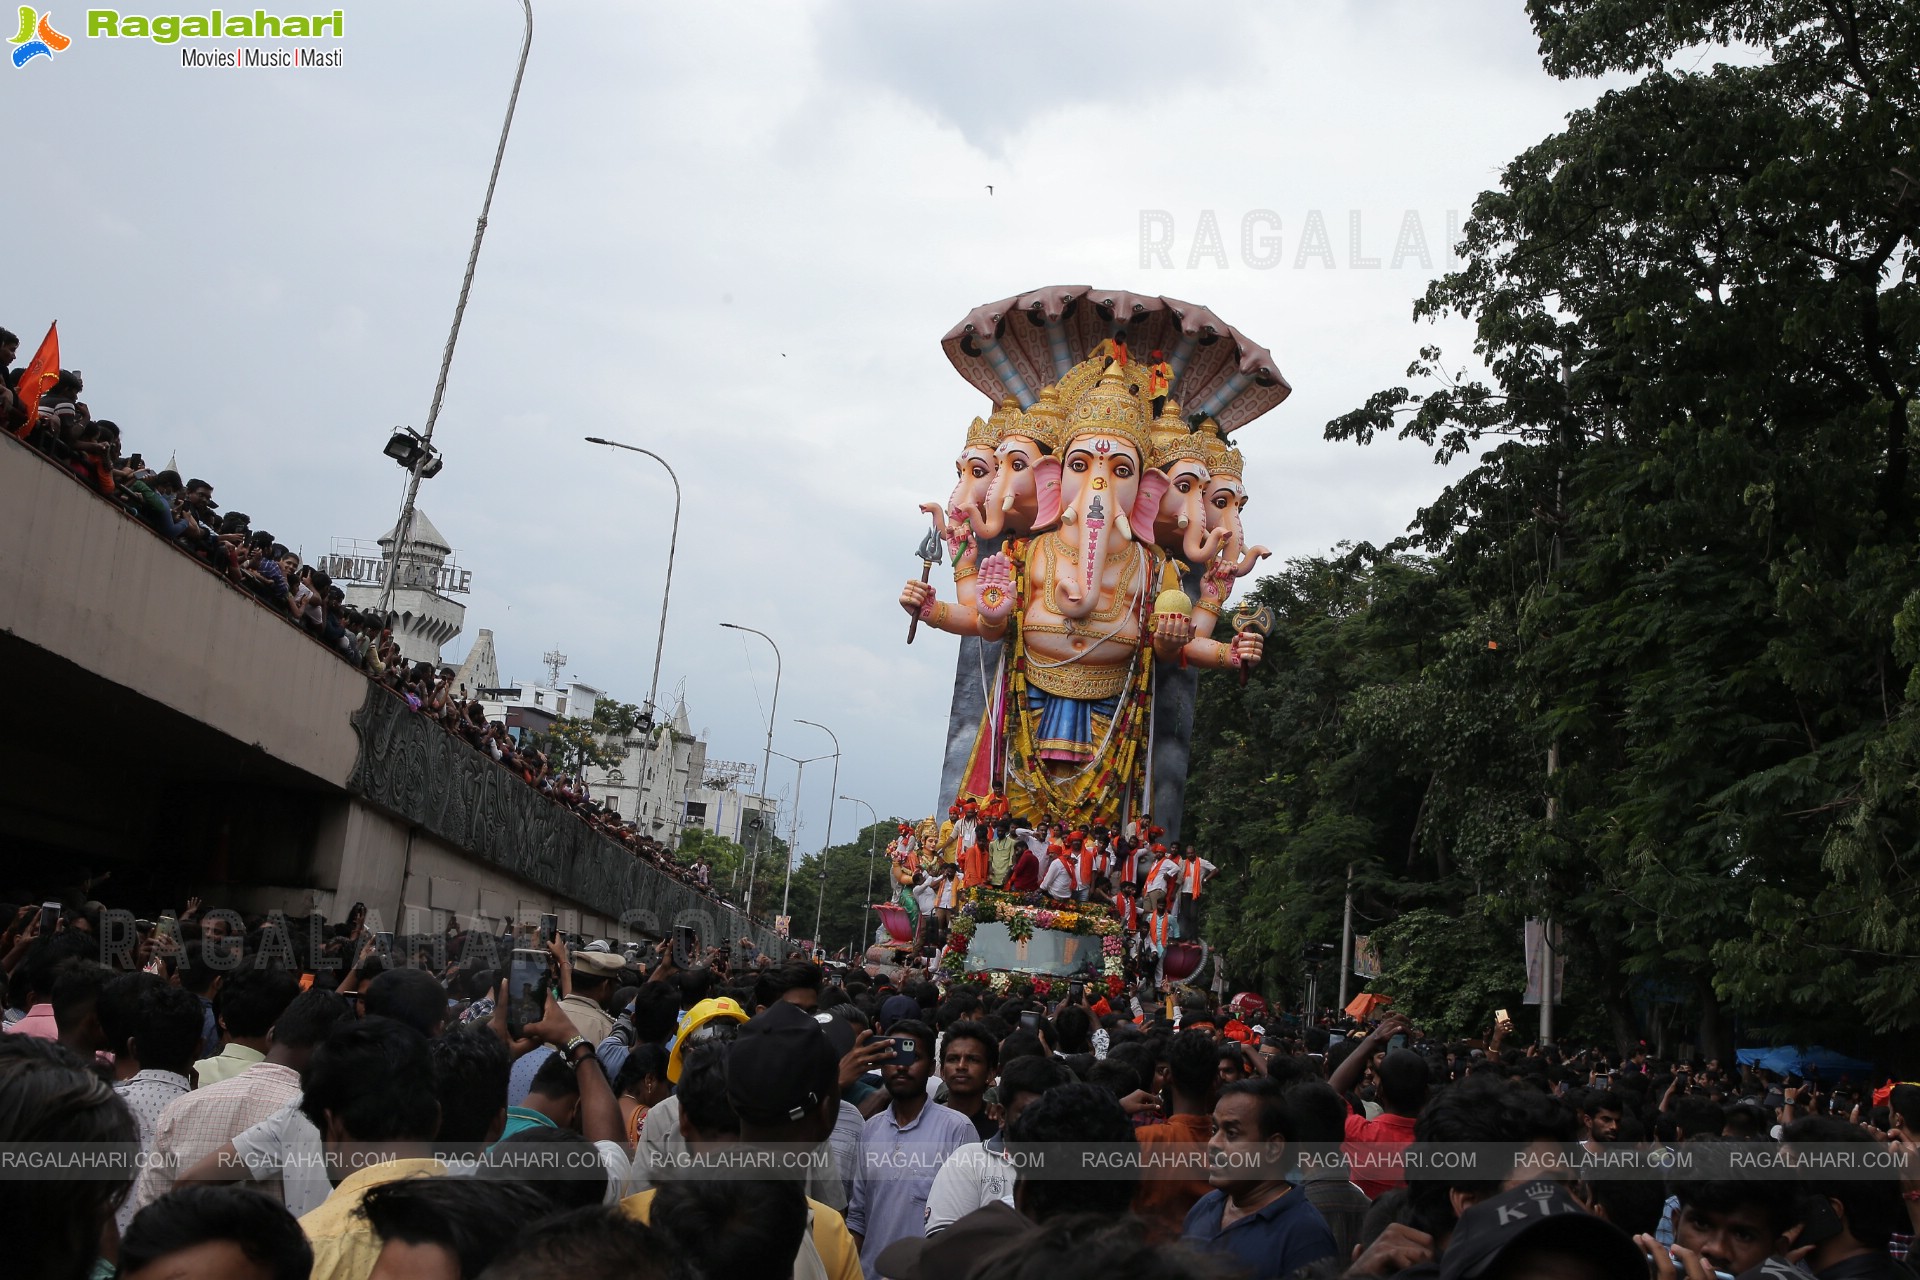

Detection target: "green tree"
[1371, 908, 1525, 1040]
[677, 825, 790, 919]
[592, 698, 645, 737]
[783, 821, 903, 957]
[1190, 0, 1920, 1056]
[532, 716, 621, 777]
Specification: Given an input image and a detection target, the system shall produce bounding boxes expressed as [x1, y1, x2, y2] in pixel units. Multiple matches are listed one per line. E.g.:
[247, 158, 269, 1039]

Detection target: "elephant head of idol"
[1200, 419, 1267, 579]
[1149, 398, 1228, 564]
[1054, 365, 1169, 618]
[923, 400, 1015, 554]
[971, 385, 1066, 540]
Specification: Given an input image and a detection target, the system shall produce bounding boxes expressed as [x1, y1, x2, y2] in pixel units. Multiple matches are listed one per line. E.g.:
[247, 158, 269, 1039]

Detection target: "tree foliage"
[676, 826, 791, 918]
[531, 717, 621, 777]
[1186, 0, 1920, 1059]
[784, 821, 906, 956]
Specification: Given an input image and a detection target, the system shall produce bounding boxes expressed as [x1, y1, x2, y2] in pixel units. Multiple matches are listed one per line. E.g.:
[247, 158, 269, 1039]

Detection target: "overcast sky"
[14, 1, 1636, 862]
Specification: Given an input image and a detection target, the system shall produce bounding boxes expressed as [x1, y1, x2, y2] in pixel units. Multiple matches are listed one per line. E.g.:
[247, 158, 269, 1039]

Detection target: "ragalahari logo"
[10, 6, 70, 66]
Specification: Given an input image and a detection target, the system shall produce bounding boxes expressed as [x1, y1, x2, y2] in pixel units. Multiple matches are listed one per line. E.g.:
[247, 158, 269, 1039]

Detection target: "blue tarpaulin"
[1733, 1045, 1875, 1077]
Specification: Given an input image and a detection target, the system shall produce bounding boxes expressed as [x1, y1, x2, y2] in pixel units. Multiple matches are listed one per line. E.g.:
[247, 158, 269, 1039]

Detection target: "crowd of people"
[888, 802, 1218, 972]
[5, 881, 1919, 1280]
[2, 326, 710, 897]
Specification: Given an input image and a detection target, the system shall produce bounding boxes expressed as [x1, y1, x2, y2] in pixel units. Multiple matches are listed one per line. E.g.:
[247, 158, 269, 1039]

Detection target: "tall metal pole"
[1337, 863, 1355, 1012]
[380, 0, 534, 624]
[779, 754, 809, 920]
[586, 437, 681, 847]
[1541, 355, 1571, 1049]
[771, 748, 831, 920]
[583, 438, 679, 720]
[841, 795, 877, 957]
[797, 719, 840, 948]
[720, 623, 780, 916]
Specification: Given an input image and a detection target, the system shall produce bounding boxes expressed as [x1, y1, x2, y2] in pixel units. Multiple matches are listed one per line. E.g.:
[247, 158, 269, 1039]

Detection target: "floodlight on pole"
[378, 0, 533, 623]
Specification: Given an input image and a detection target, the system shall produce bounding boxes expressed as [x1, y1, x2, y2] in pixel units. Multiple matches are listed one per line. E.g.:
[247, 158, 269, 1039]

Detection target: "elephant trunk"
[944, 476, 973, 532]
[971, 462, 1012, 540]
[1221, 510, 1268, 578]
[1183, 514, 1226, 564]
[1058, 492, 1106, 618]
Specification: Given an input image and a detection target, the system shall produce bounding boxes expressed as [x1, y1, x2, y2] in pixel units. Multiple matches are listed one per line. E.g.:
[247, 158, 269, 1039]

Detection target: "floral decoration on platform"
[960, 887, 1122, 938]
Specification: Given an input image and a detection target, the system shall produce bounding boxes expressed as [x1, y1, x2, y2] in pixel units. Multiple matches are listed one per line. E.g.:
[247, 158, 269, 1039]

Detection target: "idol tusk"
[1001, 492, 1017, 513]
[1061, 503, 1077, 525]
[1115, 510, 1133, 543]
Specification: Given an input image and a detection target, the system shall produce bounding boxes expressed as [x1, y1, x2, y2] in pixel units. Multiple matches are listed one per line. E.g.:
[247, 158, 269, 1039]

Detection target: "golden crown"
[1006, 385, 1065, 452]
[1199, 418, 1244, 479]
[1052, 355, 1109, 412]
[1063, 363, 1153, 463]
[975, 397, 1022, 451]
[1151, 399, 1210, 470]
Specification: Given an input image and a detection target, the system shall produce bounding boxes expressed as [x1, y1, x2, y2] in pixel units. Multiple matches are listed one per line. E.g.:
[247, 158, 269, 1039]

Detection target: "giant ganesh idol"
[899, 287, 1289, 835]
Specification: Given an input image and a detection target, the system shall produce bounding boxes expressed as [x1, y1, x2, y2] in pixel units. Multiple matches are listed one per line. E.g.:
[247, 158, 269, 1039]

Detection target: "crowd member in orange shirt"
[1326, 1013, 1426, 1199]
[960, 828, 989, 889]
[1131, 1029, 1219, 1242]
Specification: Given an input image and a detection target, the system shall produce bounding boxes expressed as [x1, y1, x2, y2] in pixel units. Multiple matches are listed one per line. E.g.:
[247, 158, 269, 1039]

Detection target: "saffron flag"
[11, 321, 58, 439]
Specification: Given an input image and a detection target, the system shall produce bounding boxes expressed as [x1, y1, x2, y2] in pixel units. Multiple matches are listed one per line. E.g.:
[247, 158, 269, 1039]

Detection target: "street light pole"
[796, 719, 840, 949]
[380, 0, 534, 625]
[587, 437, 681, 848]
[583, 438, 679, 722]
[840, 795, 878, 957]
[719, 623, 780, 916]
[770, 748, 832, 922]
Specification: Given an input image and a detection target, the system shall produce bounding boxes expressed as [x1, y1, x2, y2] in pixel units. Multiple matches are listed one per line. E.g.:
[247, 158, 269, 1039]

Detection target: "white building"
[338, 509, 467, 666]
[472, 681, 775, 853]
[475, 678, 605, 741]
[583, 699, 777, 850]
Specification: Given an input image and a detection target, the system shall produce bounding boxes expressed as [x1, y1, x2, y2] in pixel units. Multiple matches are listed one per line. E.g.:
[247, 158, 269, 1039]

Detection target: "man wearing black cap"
[620, 1004, 862, 1280]
[1441, 1182, 1646, 1280]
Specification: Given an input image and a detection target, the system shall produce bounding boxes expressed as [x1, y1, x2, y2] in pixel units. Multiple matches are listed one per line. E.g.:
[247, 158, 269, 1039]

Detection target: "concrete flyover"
[0, 432, 779, 952]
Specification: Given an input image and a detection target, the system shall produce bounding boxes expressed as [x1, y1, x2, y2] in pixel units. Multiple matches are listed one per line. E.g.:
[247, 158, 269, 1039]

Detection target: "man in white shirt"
[909, 873, 937, 950]
[137, 986, 349, 1212]
[104, 976, 206, 1231]
[1040, 853, 1075, 902]
[1142, 844, 1181, 911]
[924, 1054, 1067, 1232]
[1175, 845, 1219, 938]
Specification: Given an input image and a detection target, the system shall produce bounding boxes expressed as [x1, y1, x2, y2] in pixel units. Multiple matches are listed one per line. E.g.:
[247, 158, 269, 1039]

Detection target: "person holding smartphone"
[845, 1017, 975, 1279]
[1325, 1013, 1424, 1199]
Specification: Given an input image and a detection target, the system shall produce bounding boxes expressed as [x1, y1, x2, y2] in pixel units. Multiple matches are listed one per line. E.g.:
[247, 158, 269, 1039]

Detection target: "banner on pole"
[1353, 935, 1381, 980]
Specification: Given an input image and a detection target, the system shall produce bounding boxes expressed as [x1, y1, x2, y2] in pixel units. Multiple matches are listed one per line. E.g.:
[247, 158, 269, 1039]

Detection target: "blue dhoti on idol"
[1027, 687, 1121, 765]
